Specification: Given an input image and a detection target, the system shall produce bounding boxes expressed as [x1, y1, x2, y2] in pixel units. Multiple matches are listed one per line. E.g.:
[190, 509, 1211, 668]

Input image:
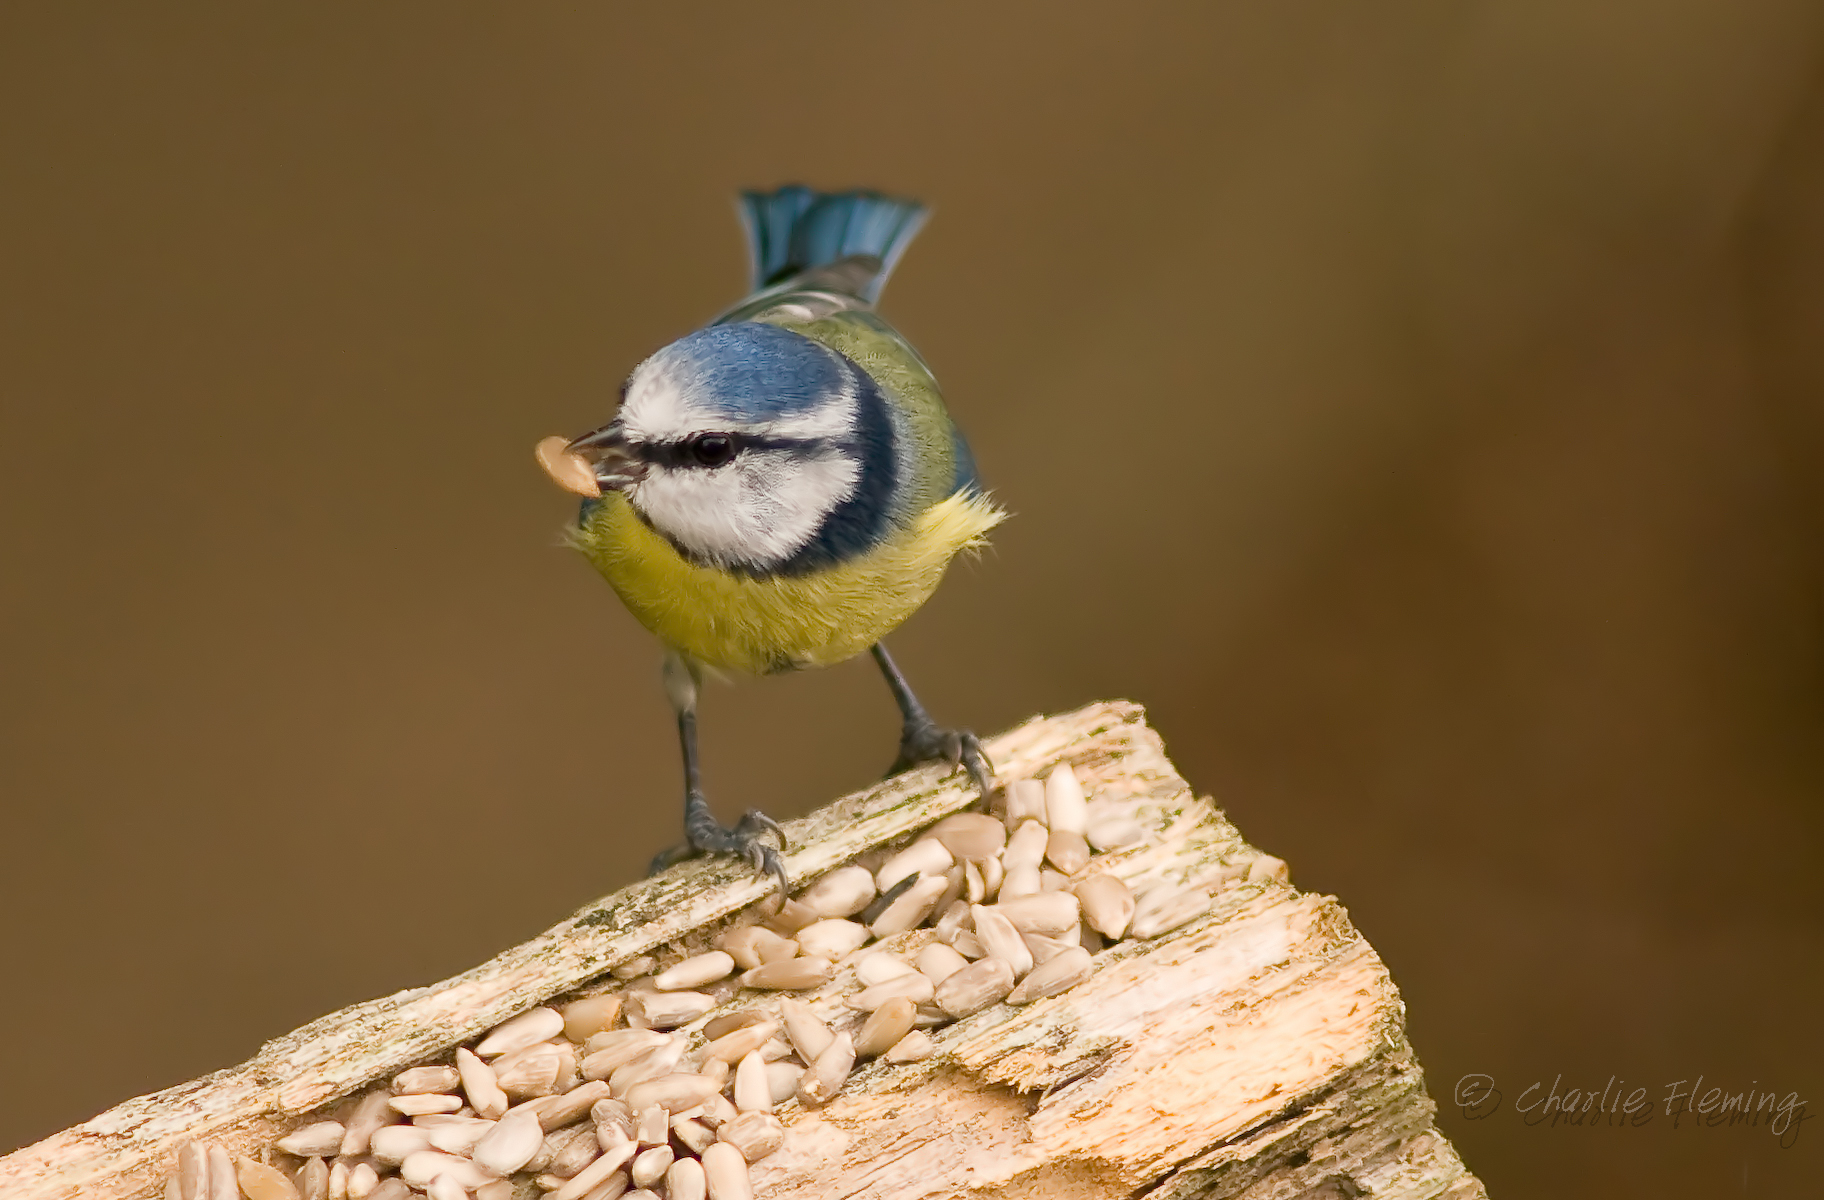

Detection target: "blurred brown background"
[3, 3, 1821, 1195]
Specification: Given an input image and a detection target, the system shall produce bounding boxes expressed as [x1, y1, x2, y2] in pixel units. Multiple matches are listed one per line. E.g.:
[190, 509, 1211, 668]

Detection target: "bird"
[534, 185, 1005, 895]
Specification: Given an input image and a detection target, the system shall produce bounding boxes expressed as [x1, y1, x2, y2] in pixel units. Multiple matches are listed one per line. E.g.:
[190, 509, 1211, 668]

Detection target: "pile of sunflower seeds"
[169, 764, 1283, 1200]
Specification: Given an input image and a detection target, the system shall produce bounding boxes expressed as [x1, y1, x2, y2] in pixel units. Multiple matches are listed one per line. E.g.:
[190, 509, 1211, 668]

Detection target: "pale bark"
[0, 701, 1486, 1199]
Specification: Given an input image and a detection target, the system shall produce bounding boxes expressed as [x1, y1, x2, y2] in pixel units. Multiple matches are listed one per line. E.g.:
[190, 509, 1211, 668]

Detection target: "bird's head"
[538, 322, 895, 574]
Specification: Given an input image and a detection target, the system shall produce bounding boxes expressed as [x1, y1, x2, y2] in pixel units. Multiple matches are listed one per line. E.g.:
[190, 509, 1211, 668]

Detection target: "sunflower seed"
[964, 860, 986, 903]
[998, 865, 1040, 899]
[1001, 779, 1046, 829]
[731, 1050, 771, 1113]
[740, 956, 833, 990]
[1043, 764, 1088, 834]
[653, 951, 735, 991]
[695, 1019, 778, 1066]
[1021, 931, 1074, 965]
[388, 1093, 462, 1117]
[970, 905, 1032, 976]
[561, 996, 625, 1043]
[927, 812, 1007, 861]
[1079, 921, 1107, 953]
[1072, 868, 1130, 933]
[672, 1115, 718, 1155]
[792, 918, 870, 960]
[326, 1160, 347, 1200]
[369, 1125, 435, 1165]
[1085, 816, 1144, 852]
[716, 1111, 785, 1163]
[426, 1117, 494, 1154]
[609, 1042, 685, 1098]
[856, 873, 917, 925]
[455, 1048, 509, 1120]
[913, 1002, 950, 1027]
[697, 1057, 730, 1089]
[206, 1146, 237, 1200]
[391, 1066, 462, 1096]
[495, 1051, 562, 1099]
[714, 926, 799, 970]
[547, 1141, 637, 1200]
[1006, 946, 1094, 1004]
[931, 900, 971, 944]
[915, 941, 969, 984]
[426, 1177, 469, 1200]
[475, 1182, 515, 1200]
[626, 991, 716, 1029]
[581, 1030, 673, 1080]
[592, 1096, 635, 1143]
[760, 899, 819, 937]
[634, 1105, 668, 1146]
[778, 998, 833, 1062]
[631, 1146, 672, 1189]
[402, 1149, 494, 1190]
[1247, 854, 1289, 884]
[980, 854, 1004, 900]
[934, 956, 1016, 1018]
[1002, 820, 1048, 873]
[338, 1090, 395, 1155]
[472, 1105, 544, 1175]
[764, 1060, 804, 1104]
[539, 1080, 612, 1131]
[367, 1180, 410, 1200]
[236, 1159, 300, 1200]
[701, 1142, 752, 1200]
[1130, 887, 1213, 938]
[883, 1029, 936, 1063]
[1044, 830, 1091, 875]
[951, 930, 987, 959]
[854, 951, 918, 986]
[876, 838, 954, 892]
[478, 1008, 565, 1058]
[934, 865, 967, 916]
[175, 1141, 207, 1200]
[846, 972, 935, 1010]
[277, 1122, 346, 1157]
[665, 1156, 707, 1200]
[700, 1008, 770, 1042]
[345, 1163, 378, 1200]
[793, 865, 877, 918]
[610, 957, 655, 980]
[853, 997, 917, 1058]
[413, 1111, 479, 1127]
[994, 892, 1081, 936]
[553, 1123, 607, 1176]
[624, 1072, 722, 1113]
[869, 873, 949, 938]
[795, 1031, 855, 1107]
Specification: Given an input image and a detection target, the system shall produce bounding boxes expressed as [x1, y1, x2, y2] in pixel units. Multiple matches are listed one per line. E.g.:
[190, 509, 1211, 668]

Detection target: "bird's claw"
[890, 720, 994, 798]
[650, 792, 790, 898]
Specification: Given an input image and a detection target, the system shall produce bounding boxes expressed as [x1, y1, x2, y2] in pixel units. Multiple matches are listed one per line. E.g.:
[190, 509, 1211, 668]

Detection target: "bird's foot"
[889, 718, 994, 798]
[650, 793, 789, 897]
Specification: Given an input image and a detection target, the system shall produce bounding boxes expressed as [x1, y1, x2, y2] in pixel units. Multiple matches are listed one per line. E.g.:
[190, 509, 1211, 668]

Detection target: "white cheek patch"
[630, 450, 862, 568]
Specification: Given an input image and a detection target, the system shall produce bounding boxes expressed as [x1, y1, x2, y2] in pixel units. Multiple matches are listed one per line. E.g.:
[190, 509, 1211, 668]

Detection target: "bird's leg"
[871, 642, 993, 797]
[647, 652, 789, 896]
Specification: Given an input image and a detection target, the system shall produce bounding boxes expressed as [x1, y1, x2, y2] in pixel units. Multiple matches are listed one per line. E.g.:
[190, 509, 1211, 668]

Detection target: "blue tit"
[535, 186, 1005, 893]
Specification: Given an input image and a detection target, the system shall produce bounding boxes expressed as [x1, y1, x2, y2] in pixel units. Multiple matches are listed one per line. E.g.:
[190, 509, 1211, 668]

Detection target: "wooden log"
[0, 701, 1486, 1199]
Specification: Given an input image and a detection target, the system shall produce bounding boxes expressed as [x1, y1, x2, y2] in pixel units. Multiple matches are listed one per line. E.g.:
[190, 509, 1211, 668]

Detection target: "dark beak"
[567, 423, 648, 491]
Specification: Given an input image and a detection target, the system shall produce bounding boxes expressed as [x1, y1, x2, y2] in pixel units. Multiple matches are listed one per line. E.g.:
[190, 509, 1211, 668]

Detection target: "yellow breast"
[571, 490, 1006, 674]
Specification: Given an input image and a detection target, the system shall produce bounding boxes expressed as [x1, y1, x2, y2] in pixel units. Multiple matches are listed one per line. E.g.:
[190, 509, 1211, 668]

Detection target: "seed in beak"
[535, 436, 602, 498]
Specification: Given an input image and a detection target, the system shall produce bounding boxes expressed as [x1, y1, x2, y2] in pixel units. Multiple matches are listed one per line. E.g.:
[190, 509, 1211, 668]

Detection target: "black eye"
[688, 432, 736, 467]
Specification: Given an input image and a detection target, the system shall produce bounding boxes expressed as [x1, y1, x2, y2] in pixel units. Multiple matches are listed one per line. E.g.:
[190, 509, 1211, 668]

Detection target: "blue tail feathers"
[739, 186, 928, 304]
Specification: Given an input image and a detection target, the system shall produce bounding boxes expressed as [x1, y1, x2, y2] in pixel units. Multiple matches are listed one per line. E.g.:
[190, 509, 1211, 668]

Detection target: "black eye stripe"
[640, 432, 842, 468]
